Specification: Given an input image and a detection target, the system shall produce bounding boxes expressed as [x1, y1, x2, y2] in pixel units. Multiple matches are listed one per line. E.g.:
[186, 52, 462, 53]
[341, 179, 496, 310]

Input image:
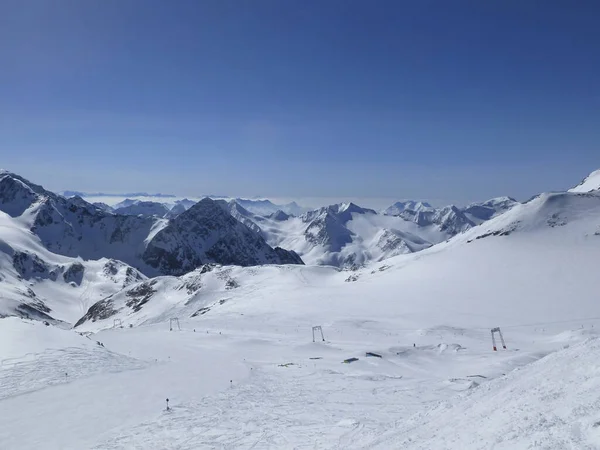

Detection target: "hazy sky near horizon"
[1, 0, 599, 206]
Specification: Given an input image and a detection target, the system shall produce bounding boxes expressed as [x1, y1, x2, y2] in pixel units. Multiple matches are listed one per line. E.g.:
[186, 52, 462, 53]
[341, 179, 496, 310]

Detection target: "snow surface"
[2, 169, 600, 449]
[569, 169, 600, 193]
[3, 187, 600, 448]
[368, 336, 600, 449]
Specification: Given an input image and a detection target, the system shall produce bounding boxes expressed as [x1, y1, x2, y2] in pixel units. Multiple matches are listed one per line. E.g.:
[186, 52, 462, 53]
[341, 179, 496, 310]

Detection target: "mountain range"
[0, 170, 301, 271]
[2, 167, 599, 326]
[73, 167, 600, 332]
[3, 167, 600, 450]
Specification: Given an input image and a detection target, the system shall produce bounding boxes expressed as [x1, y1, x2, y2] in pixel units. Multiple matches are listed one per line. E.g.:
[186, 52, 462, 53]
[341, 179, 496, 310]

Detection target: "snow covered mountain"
[395, 204, 476, 235]
[110, 198, 198, 219]
[462, 196, 518, 224]
[76, 173, 600, 331]
[0, 210, 145, 323]
[383, 200, 433, 215]
[0, 171, 303, 278]
[225, 201, 420, 268]
[462, 190, 600, 243]
[173, 198, 197, 210]
[91, 202, 113, 212]
[113, 201, 171, 218]
[569, 168, 600, 193]
[383, 196, 519, 236]
[141, 198, 303, 276]
[164, 202, 187, 219]
[225, 200, 266, 235]
[204, 200, 484, 269]
[4, 169, 600, 449]
[75, 263, 239, 328]
[232, 201, 482, 269]
[56, 188, 502, 270]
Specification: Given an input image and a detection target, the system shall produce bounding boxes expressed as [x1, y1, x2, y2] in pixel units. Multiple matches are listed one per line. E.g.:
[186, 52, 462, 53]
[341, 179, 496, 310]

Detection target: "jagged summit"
[0, 172, 303, 279]
[141, 197, 303, 276]
[383, 201, 433, 216]
[269, 210, 290, 221]
[1, 167, 597, 276]
[301, 202, 376, 225]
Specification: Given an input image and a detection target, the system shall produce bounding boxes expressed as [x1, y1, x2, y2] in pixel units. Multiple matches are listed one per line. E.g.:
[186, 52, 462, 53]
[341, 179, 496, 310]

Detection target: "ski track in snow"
[2, 313, 600, 449]
[94, 364, 417, 449]
[0, 346, 148, 400]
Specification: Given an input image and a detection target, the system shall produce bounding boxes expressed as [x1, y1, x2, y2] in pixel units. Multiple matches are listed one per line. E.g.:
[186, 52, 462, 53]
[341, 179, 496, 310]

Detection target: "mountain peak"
[569, 169, 600, 193]
[383, 201, 433, 216]
[0, 171, 53, 217]
[269, 210, 290, 221]
[142, 196, 303, 275]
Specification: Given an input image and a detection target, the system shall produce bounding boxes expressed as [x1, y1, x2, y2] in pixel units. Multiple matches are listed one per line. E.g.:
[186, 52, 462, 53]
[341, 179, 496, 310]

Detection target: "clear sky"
[1, 0, 599, 207]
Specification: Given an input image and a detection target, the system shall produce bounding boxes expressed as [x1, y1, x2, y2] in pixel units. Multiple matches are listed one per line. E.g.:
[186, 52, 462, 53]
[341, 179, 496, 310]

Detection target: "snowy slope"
[569, 168, 600, 193]
[74, 264, 294, 329]
[461, 190, 600, 243]
[368, 337, 600, 449]
[64, 200, 600, 447]
[0, 210, 145, 323]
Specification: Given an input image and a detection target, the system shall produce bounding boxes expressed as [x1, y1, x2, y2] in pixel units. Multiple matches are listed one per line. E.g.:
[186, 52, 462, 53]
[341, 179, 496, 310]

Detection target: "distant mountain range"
[0, 170, 302, 277]
[74, 168, 600, 331]
[61, 190, 177, 198]
[2, 166, 600, 325]
[60, 189, 521, 269]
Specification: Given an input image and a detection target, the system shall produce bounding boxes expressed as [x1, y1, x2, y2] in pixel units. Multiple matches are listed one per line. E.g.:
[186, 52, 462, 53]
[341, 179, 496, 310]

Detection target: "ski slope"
[2, 180, 600, 448]
[368, 336, 600, 449]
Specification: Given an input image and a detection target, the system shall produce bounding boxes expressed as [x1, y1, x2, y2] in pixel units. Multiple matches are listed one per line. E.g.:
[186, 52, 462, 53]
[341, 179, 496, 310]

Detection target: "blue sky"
[1, 0, 599, 207]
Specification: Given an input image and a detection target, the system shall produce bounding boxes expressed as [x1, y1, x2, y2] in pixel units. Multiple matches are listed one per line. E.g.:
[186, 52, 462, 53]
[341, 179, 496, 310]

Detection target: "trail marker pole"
[491, 327, 507, 351]
[312, 326, 325, 342]
[169, 318, 181, 331]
